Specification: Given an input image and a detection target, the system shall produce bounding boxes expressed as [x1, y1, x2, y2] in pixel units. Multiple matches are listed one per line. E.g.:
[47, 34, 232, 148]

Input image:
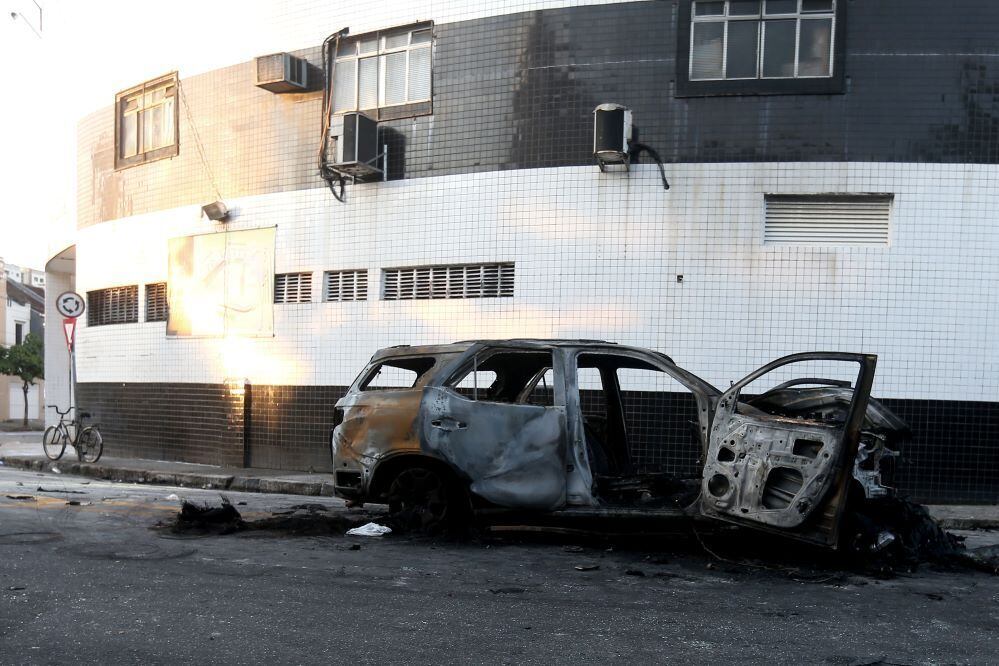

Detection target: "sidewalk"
[2, 438, 998, 529]
[0, 440, 336, 497]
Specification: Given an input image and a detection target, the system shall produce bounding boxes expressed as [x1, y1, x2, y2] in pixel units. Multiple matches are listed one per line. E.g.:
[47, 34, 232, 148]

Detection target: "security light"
[202, 201, 229, 221]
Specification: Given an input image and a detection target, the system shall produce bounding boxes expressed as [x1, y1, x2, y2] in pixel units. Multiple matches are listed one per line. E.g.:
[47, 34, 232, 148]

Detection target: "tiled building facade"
[59, 0, 999, 502]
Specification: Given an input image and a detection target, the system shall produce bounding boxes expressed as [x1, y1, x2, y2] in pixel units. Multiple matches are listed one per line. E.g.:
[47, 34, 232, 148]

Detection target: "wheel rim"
[42, 427, 66, 460]
[389, 467, 449, 531]
[77, 428, 103, 463]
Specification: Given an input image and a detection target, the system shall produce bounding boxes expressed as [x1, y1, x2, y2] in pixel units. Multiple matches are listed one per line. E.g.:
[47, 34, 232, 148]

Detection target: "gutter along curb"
[1, 454, 996, 529]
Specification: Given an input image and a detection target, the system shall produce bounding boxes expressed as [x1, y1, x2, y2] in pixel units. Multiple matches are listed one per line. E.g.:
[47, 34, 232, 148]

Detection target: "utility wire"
[178, 80, 225, 203]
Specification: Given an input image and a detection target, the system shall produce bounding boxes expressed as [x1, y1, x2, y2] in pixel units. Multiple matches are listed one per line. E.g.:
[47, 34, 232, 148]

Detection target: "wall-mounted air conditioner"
[328, 112, 382, 178]
[255, 53, 308, 93]
[593, 103, 632, 170]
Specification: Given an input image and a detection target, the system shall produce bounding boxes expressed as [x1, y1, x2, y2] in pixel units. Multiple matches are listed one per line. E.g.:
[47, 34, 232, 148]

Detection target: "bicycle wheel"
[42, 426, 67, 461]
[76, 427, 104, 463]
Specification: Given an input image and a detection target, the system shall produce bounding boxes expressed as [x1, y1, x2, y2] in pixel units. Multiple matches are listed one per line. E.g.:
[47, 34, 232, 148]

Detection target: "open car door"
[699, 352, 877, 547]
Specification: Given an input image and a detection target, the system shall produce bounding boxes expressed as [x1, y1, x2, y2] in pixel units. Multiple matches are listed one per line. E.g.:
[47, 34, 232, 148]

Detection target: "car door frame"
[418, 343, 571, 510]
[565, 347, 719, 500]
[699, 352, 877, 547]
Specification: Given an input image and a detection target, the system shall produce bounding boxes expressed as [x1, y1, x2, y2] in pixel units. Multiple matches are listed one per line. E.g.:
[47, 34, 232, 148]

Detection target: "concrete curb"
[0, 455, 335, 497]
[1, 454, 995, 527]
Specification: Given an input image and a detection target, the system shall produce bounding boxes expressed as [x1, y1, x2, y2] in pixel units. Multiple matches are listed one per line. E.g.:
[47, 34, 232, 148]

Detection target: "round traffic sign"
[56, 291, 86, 318]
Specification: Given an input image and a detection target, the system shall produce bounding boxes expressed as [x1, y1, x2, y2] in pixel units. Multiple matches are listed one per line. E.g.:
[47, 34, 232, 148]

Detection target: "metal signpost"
[55, 292, 85, 411]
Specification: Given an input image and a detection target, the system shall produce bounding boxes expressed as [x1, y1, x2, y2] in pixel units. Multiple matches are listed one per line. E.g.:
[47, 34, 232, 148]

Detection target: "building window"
[115, 72, 179, 169]
[764, 194, 892, 246]
[323, 270, 368, 302]
[332, 24, 432, 119]
[382, 263, 514, 301]
[677, 1, 844, 96]
[145, 282, 168, 322]
[87, 286, 139, 326]
[274, 272, 313, 303]
[14, 322, 23, 345]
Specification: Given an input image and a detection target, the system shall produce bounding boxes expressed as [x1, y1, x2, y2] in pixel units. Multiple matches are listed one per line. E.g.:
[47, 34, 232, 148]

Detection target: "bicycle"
[43, 405, 104, 463]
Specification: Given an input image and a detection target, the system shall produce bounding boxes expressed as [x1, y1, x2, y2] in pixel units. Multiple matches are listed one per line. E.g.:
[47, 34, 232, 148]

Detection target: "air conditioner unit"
[255, 53, 308, 93]
[328, 112, 381, 178]
[593, 103, 632, 171]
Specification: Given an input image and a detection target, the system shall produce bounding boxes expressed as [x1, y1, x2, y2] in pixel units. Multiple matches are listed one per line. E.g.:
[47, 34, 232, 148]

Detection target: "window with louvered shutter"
[145, 282, 168, 322]
[382, 263, 515, 300]
[332, 24, 433, 117]
[323, 270, 368, 302]
[87, 285, 139, 326]
[274, 272, 313, 303]
[764, 194, 892, 246]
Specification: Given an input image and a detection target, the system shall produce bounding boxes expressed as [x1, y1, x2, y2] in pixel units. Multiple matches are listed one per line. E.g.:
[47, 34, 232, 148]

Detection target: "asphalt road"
[1, 467, 997, 665]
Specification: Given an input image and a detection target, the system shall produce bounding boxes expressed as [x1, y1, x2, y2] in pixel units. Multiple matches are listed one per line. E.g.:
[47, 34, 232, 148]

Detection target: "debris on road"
[165, 494, 180, 501]
[175, 497, 245, 535]
[160, 499, 378, 538]
[574, 564, 600, 572]
[66, 500, 93, 506]
[346, 522, 393, 537]
[37, 487, 87, 494]
[962, 544, 999, 575]
[5, 495, 34, 501]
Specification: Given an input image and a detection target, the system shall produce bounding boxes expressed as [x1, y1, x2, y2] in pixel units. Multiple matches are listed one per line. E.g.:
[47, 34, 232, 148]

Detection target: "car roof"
[370, 339, 674, 363]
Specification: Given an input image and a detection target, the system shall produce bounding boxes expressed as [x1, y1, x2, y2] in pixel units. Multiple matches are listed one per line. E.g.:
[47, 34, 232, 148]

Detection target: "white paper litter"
[346, 522, 393, 537]
[51, 467, 61, 474]
[165, 493, 180, 501]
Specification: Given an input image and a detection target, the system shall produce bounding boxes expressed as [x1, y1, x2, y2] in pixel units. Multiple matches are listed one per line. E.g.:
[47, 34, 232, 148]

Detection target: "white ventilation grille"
[324, 270, 368, 302]
[383, 263, 515, 300]
[274, 272, 313, 303]
[764, 195, 892, 246]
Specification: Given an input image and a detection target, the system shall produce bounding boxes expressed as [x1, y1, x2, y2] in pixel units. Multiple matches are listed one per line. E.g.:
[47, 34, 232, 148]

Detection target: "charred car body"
[330, 340, 907, 547]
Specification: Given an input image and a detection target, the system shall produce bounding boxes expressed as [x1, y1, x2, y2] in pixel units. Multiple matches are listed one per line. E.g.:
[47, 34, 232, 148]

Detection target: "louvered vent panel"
[765, 195, 892, 246]
[145, 282, 168, 322]
[382, 263, 515, 300]
[87, 285, 139, 326]
[274, 272, 313, 303]
[323, 270, 368, 302]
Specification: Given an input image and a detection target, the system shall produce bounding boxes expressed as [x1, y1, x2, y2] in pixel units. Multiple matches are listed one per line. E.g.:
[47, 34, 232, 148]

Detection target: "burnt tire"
[386, 465, 466, 534]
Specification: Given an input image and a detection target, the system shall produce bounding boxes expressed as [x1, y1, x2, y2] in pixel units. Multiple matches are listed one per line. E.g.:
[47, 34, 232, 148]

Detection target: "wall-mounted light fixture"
[202, 201, 229, 222]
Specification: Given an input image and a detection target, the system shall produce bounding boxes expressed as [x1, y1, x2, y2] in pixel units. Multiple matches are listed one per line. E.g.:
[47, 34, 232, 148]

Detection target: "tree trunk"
[21, 381, 29, 429]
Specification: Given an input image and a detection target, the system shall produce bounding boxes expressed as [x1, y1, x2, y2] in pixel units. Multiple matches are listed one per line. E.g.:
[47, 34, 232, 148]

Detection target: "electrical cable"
[178, 80, 225, 203]
[630, 141, 670, 191]
[319, 28, 350, 203]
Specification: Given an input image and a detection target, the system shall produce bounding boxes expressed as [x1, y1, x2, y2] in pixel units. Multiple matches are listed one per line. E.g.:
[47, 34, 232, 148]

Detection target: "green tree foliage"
[0, 333, 44, 427]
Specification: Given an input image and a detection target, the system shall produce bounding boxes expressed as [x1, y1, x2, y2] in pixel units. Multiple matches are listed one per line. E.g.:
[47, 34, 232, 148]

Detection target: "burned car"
[330, 340, 907, 547]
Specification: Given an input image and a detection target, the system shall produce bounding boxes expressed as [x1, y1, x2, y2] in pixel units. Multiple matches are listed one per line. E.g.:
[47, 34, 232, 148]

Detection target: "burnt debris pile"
[163, 498, 382, 537]
[175, 497, 245, 535]
[845, 497, 966, 575]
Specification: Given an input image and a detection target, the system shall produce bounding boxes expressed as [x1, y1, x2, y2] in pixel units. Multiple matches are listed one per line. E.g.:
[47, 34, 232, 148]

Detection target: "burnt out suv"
[330, 340, 907, 547]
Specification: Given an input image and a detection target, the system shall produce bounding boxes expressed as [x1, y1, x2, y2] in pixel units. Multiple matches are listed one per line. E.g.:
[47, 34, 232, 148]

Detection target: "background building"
[47, 0, 999, 502]
[1, 257, 45, 422]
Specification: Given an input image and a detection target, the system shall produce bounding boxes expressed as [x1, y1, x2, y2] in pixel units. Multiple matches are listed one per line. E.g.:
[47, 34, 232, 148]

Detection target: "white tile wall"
[74, 162, 999, 403]
[42, 269, 74, 427]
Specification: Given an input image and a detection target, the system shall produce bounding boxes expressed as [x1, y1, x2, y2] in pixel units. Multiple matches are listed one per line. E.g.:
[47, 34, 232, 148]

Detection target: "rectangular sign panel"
[167, 227, 275, 337]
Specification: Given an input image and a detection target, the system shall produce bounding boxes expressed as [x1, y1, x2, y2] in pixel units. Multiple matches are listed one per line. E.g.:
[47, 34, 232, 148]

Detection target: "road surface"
[0, 466, 996, 664]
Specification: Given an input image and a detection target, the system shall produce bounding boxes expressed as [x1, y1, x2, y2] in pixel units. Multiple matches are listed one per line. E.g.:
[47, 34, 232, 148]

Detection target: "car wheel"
[387, 466, 457, 534]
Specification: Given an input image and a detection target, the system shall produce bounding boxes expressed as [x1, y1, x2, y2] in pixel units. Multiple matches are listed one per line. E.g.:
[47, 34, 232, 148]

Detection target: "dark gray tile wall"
[79, 2, 999, 227]
[80, 381, 998, 503]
